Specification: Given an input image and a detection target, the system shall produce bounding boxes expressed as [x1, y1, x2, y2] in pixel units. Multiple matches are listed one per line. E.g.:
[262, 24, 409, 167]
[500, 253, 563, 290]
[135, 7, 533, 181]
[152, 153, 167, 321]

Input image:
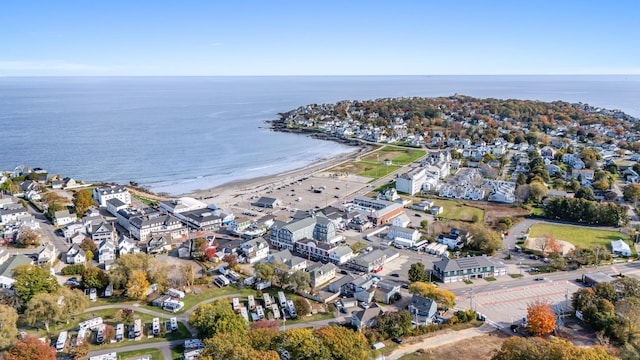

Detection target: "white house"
[66, 244, 87, 265]
[386, 226, 420, 247]
[329, 245, 354, 265]
[98, 240, 116, 265]
[93, 185, 131, 208]
[118, 237, 140, 256]
[392, 213, 411, 228]
[239, 237, 270, 264]
[54, 210, 76, 227]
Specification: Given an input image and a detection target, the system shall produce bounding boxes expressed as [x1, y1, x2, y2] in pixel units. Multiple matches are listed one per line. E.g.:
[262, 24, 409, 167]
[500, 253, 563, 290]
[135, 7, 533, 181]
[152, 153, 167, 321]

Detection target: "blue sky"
[0, 0, 638, 76]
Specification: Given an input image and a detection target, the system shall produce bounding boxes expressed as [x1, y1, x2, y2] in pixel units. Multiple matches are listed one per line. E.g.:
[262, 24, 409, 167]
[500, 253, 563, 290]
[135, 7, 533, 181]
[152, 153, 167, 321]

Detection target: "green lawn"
[117, 348, 162, 360]
[528, 223, 628, 249]
[428, 198, 484, 222]
[358, 163, 402, 178]
[141, 285, 255, 315]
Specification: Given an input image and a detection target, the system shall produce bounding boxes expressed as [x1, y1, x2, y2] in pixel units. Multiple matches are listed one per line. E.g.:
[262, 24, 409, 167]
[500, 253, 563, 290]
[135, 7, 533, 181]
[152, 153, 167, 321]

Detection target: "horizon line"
[1, 73, 640, 78]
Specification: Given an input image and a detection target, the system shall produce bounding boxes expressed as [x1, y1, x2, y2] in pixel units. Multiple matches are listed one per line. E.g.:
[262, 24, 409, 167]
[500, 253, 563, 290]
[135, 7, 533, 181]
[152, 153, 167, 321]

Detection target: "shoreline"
[183, 143, 371, 209]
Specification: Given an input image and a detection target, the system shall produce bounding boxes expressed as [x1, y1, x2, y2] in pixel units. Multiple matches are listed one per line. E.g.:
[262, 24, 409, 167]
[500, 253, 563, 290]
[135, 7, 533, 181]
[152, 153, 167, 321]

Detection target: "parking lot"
[458, 280, 581, 329]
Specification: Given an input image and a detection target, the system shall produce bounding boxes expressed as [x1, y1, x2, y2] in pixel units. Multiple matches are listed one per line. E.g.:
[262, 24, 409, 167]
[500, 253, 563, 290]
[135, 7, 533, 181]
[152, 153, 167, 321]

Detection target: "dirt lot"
[398, 332, 508, 360]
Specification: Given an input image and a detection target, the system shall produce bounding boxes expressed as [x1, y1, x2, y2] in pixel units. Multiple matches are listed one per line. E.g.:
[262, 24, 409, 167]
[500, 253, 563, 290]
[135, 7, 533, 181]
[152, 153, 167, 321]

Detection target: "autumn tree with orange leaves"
[526, 301, 556, 336]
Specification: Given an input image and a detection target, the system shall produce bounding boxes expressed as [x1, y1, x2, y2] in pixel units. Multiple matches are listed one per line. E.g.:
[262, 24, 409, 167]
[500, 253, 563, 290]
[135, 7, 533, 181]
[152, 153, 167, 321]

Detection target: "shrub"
[61, 264, 86, 275]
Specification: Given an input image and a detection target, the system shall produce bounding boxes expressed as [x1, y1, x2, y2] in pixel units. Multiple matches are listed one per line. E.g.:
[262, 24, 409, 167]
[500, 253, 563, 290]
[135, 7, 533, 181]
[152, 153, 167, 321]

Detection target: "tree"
[314, 326, 369, 360]
[528, 182, 548, 203]
[102, 325, 116, 343]
[248, 326, 279, 350]
[84, 249, 94, 263]
[526, 301, 556, 336]
[82, 267, 109, 290]
[190, 300, 248, 339]
[593, 180, 610, 191]
[408, 262, 428, 283]
[294, 298, 311, 317]
[80, 238, 97, 252]
[223, 254, 238, 271]
[408, 282, 455, 310]
[376, 310, 412, 339]
[613, 297, 640, 345]
[276, 328, 330, 360]
[24, 293, 62, 334]
[492, 337, 615, 360]
[17, 228, 40, 247]
[272, 260, 290, 287]
[126, 270, 150, 300]
[575, 186, 596, 201]
[115, 308, 135, 325]
[6, 336, 56, 360]
[12, 265, 60, 303]
[288, 270, 311, 294]
[110, 253, 151, 289]
[148, 259, 169, 293]
[624, 184, 640, 203]
[180, 264, 196, 288]
[594, 283, 617, 303]
[255, 263, 275, 283]
[72, 189, 94, 217]
[57, 287, 89, 321]
[465, 223, 502, 255]
[69, 340, 89, 359]
[0, 304, 18, 349]
[613, 277, 640, 299]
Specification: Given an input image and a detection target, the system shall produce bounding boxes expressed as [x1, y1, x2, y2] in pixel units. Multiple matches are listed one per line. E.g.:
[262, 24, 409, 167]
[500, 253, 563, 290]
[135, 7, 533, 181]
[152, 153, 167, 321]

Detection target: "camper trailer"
[56, 331, 68, 351]
[115, 323, 124, 342]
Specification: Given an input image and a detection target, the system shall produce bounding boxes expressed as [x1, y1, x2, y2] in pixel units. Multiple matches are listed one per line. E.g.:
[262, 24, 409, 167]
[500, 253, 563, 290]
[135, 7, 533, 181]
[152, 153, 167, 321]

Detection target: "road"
[24, 201, 69, 255]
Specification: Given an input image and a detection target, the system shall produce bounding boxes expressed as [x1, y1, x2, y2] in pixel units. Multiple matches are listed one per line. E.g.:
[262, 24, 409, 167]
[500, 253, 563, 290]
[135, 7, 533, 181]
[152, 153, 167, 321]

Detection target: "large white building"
[93, 185, 131, 208]
[396, 168, 426, 195]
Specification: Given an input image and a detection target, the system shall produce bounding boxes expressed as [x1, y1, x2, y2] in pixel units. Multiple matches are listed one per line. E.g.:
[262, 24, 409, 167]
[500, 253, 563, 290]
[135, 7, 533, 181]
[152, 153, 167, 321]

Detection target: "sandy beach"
[184, 144, 374, 213]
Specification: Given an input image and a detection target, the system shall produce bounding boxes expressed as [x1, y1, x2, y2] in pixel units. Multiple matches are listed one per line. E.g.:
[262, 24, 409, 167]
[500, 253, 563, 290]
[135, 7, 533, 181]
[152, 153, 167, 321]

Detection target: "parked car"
[534, 277, 545, 281]
[390, 273, 400, 277]
[392, 337, 403, 344]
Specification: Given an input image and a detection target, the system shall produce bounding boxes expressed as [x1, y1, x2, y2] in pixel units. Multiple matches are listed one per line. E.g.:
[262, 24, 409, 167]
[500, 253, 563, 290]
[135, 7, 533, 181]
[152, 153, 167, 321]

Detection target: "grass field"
[528, 223, 628, 249]
[117, 348, 162, 360]
[431, 198, 484, 222]
[328, 145, 425, 180]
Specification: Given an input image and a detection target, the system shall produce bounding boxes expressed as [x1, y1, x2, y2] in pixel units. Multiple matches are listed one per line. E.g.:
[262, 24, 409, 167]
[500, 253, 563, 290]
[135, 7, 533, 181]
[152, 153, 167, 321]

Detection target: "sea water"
[1, 75, 638, 194]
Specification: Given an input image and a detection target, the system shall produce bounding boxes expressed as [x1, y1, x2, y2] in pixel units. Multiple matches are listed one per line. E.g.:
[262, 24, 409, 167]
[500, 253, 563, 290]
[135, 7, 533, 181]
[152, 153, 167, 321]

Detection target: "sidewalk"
[386, 323, 495, 360]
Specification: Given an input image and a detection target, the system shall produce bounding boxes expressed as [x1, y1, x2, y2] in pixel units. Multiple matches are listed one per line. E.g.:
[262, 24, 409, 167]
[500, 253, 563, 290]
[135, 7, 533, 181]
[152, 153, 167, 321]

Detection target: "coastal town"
[3, 96, 640, 359]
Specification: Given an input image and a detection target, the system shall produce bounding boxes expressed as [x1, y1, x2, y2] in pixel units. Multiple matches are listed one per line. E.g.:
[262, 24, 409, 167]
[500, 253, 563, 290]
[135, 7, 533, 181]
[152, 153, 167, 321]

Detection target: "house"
[0, 255, 33, 289]
[294, 238, 339, 263]
[66, 244, 87, 265]
[352, 196, 405, 226]
[354, 288, 376, 304]
[329, 245, 354, 265]
[437, 228, 472, 250]
[106, 198, 128, 217]
[268, 214, 339, 250]
[267, 249, 307, 272]
[251, 197, 281, 208]
[62, 177, 77, 189]
[392, 213, 411, 228]
[129, 213, 186, 241]
[351, 304, 384, 331]
[611, 239, 632, 257]
[239, 237, 270, 264]
[386, 226, 420, 247]
[90, 222, 116, 244]
[0, 206, 29, 225]
[98, 240, 116, 265]
[36, 244, 57, 266]
[178, 208, 222, 231]
[408, 295, 438, 324]
[308, 263, 337, 288]
[51, 180, 63, 189]
[118, 237, 139, 256]
[430, 206, 443, 215]
[327, 275, 354, 294]
[349, 249, 402, 273]
[374, 281, 400, 304]
[93, 185, 131, 208]
[433, 256, 506, 283]
[54, 210, 77, 227]
[572, 169, 595, 185]
[146, 235, 171, 254]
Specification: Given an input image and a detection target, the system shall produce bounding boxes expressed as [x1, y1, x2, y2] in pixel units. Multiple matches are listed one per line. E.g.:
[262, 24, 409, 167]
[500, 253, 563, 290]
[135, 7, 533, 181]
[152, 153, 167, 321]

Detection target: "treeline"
[543, 197, 628, 226]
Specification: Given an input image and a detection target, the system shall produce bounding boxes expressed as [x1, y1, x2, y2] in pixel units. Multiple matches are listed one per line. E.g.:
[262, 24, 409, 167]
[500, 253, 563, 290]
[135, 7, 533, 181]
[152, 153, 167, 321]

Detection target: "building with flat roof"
[433, 256, 505, 283]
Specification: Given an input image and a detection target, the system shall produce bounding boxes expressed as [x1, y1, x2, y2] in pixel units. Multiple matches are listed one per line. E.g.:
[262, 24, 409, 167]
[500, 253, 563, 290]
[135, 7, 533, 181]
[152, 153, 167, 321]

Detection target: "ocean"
[1, 75, 639, 195]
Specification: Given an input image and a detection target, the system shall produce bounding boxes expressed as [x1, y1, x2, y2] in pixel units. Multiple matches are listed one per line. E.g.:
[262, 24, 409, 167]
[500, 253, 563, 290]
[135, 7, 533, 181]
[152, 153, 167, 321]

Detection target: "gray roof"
[0, 255, 33, 278]
[106, 198, 126, 207]
[283, 216, 316, 233]
[95, 185, 128, 195]
[332, 245, 353, 257]
[352, 303, 383, 323]
[434, 256, 496, 272]
[54, 209, 72, 218]
[352, 249, 386, 267]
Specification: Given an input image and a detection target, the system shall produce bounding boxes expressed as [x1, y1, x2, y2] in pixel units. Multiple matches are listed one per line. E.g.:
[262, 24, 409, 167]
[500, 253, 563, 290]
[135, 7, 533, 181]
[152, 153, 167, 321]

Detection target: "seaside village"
[2, 99, 640, 359]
